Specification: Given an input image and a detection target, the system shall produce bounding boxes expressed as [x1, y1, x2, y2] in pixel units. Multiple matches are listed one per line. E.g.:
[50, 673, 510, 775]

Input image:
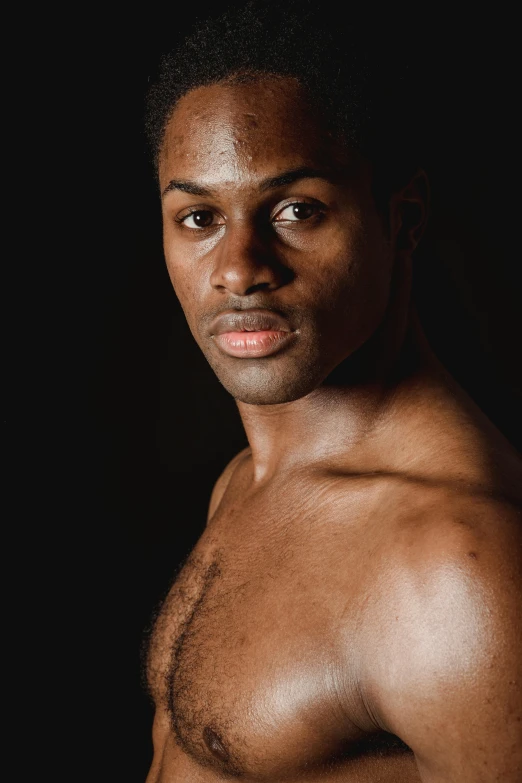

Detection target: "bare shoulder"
[360, 485, 522, 781]
[206, 447, 251, 524]
[383, 481, 522, 581]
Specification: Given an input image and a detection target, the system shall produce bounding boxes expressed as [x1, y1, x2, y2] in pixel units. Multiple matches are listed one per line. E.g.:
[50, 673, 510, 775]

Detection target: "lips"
[209, 308, 296, 358]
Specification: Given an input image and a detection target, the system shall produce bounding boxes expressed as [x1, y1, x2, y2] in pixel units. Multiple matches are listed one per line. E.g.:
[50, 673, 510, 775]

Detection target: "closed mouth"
[209, 309, 296, 358]
[209, 308, 292, 336]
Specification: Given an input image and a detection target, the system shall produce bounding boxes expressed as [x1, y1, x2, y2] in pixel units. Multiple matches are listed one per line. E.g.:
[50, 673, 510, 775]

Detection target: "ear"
[390, 169, 430, 258]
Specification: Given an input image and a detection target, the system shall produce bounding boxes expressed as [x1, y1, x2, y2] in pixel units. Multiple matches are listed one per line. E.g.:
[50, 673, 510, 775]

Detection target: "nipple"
[203, 726, 230, 764]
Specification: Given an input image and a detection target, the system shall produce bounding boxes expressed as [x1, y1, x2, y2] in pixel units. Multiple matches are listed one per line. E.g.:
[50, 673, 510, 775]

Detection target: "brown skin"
[145, 77, 522, 782]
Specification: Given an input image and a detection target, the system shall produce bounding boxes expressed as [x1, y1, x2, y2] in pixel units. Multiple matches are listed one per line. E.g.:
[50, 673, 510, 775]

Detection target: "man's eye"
[180, 210, 216, 229]
[274, 203, 318, 222]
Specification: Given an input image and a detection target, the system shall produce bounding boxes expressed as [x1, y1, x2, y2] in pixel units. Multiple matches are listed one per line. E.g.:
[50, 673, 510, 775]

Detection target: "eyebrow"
[161, 166, 334, 199]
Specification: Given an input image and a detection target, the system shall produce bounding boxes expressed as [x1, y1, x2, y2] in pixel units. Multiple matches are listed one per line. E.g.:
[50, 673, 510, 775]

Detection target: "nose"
[209, 222, 290, 296]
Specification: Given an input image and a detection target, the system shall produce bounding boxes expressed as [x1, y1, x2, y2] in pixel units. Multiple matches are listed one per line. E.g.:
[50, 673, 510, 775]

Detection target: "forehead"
[158, 77, 355, 189]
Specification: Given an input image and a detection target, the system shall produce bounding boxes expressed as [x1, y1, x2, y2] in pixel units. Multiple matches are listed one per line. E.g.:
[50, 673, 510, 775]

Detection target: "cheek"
[162, 218, 221, 308]
[306, 215, 391, 304]
[309, 224, 393, 338]
[165, 256, 194, 300]
[163, 220, 199, 287]
[163, 241, 203, 328]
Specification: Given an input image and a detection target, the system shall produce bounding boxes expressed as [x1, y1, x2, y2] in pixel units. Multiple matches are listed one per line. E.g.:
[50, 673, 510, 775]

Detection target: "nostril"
[245, 281, 272, 295]
[209, 251, 294, 295]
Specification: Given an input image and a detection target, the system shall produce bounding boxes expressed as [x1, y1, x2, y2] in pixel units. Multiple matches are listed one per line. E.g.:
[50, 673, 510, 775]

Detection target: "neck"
[236, 257, 445, 482]
[238, 313, 439, 482]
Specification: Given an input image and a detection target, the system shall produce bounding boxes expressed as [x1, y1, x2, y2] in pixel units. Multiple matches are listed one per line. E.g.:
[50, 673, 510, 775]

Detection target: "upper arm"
[206, 447, 250, 524]
[364, 512, 522, 781]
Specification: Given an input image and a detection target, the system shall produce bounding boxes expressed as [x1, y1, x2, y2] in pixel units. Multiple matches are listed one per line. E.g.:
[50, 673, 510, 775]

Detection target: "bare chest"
[146, 483, 415, 779]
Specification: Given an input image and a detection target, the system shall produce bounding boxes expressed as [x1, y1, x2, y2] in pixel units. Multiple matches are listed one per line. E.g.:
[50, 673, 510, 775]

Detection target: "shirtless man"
[143, 8, 522, 782]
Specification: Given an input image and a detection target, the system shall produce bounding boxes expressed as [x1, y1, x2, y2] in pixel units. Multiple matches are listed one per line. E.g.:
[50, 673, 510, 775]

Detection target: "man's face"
[159, 77, 395, 405]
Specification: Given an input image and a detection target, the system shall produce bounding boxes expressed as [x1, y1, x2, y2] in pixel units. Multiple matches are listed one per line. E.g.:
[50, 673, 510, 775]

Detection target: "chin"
[231, 386, 310, 406]
[207, 354, 324, 406]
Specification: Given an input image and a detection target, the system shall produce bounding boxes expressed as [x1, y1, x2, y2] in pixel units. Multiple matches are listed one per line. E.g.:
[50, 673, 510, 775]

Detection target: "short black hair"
[145, 2, 427, 207]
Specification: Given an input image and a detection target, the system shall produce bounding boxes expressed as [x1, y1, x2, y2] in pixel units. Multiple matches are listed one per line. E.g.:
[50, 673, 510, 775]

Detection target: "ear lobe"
[393, 169, 430, 255]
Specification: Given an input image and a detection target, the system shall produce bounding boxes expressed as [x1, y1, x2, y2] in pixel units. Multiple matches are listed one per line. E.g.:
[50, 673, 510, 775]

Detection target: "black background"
[20, 12, 520, 781]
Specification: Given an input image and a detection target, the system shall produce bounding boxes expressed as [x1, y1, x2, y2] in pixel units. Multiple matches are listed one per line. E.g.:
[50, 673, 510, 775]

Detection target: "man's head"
[146, 4, 428, 405]
[146, 4, 426, 210]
